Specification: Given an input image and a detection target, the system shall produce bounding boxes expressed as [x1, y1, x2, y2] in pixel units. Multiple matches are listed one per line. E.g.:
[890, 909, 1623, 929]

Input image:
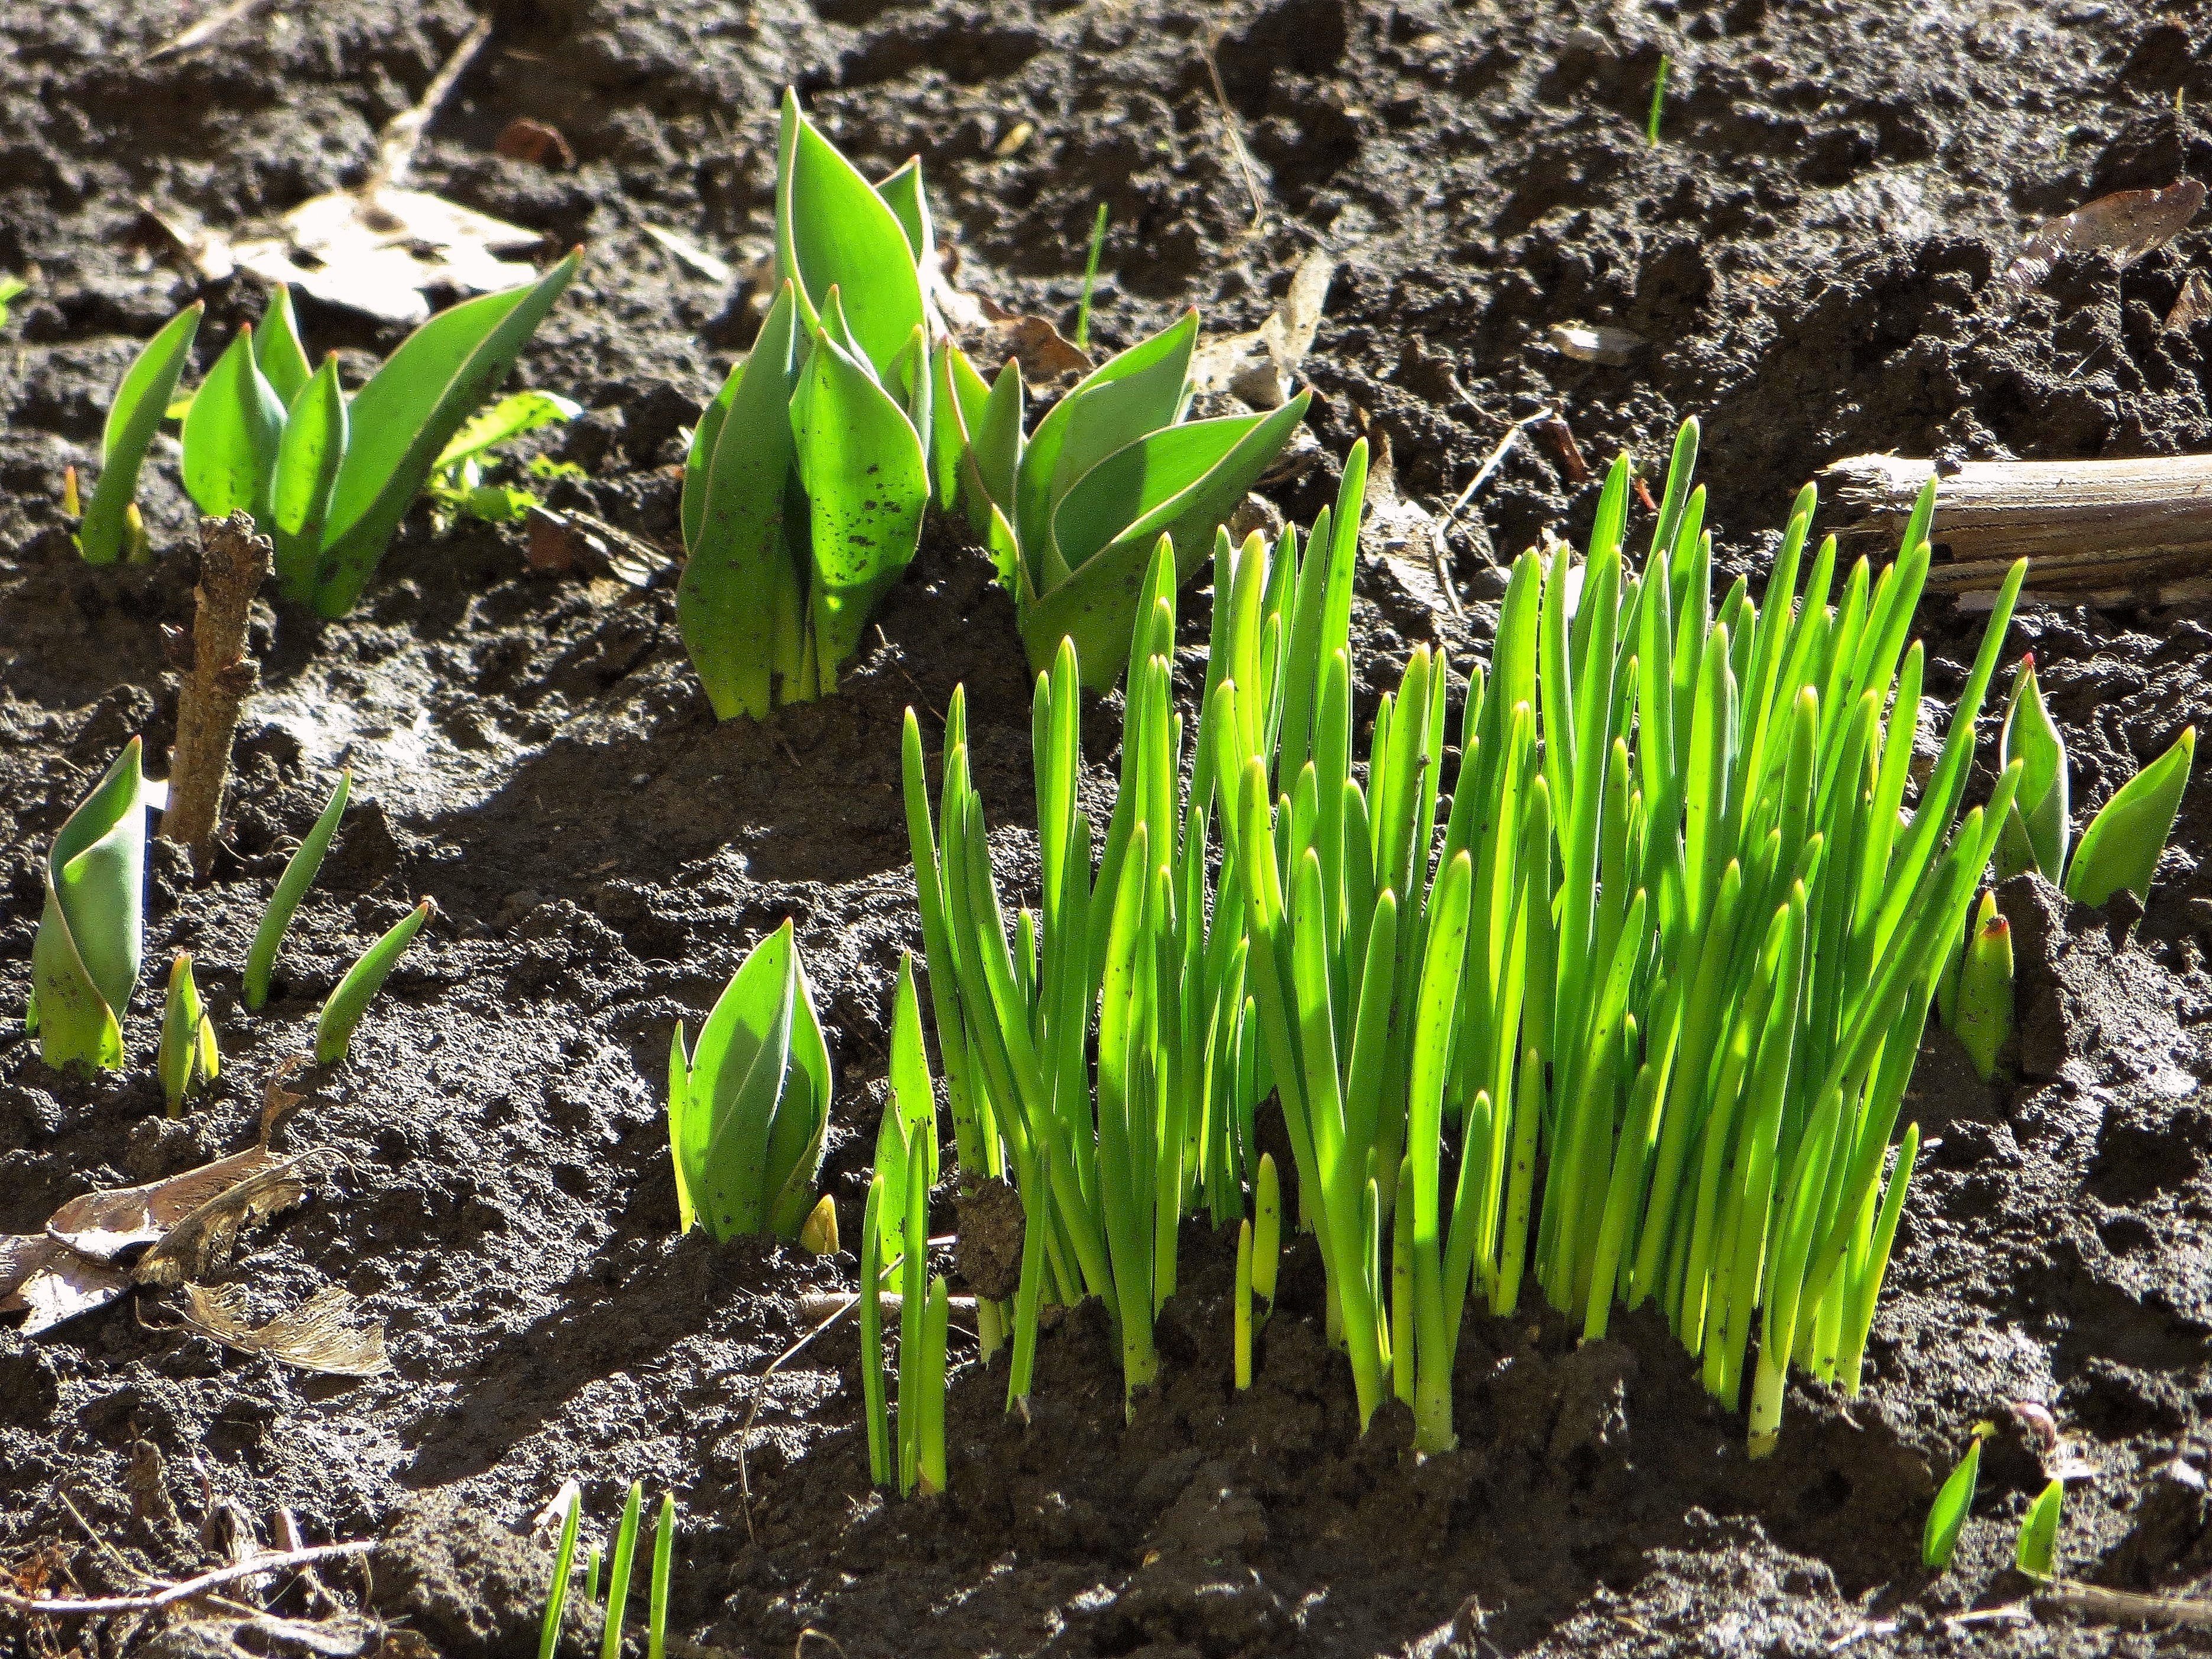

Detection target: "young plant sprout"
[679, 93, 933, 718]
[30, 739, 150, 1070]
[1948, 892, 2012, 1082]
[859, 956, 949, 1496]
[157, 953, 219, 1115]
[1922, 1423, 1989, 1570]
[935, 309, 1311, 689]
[1073, 202, 1109, 350]
[537, 1481, 676, 1659]
[86, 258, 580, 612]
[2016, 1478, 2064, 1581]
[79, 305, 202, 565]
[538, 1481, 583, 1659]
[1994, 653, 2194, 906]
[244, 769, 351, 1010]
[666, 920, 831, 1244]
[314, 897, 434, 1064]
[426, 391, 582, 530]
[905, 419, 2029, 1455]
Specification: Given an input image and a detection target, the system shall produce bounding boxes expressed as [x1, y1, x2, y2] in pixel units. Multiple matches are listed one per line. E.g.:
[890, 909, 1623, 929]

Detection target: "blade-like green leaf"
[2065, 726, 2193, 907]
[2016, 1479, 2063, 1580]
[1922, 1433, 1982, 1570]
[82, 304, 202, 564]
[314, 897, 433, 1064]
[243, 767, 351, 1009]
[679, 281, 807, 719]
[875, 156, 935, 268]
[764, 943, 833, 1240]
[774, 90, 925, 384]
[256, 285, 313, 408]
[313, 249, 581, 617]
[181, 324, 286, 520]
[436, 390, 580, 471]
[789, 322, 929, 691]
[33, 738, 149, 1070]
[1996, 657, 2068, 882]
[271, 356, 350, 600]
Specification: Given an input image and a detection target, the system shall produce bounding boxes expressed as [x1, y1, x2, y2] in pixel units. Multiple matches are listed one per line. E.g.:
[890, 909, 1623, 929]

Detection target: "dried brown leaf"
[2005, 180, 2206, 290]
[494, 119, 574, 170]
[1191, 248, 1337, 408]
[46, 1147, 283, 1263]
[134, 1154, 327, 1290]
[180, 1284, 390, 1378]
[1, 1242, 132, 1336]
[2167, 270, 2212, 332]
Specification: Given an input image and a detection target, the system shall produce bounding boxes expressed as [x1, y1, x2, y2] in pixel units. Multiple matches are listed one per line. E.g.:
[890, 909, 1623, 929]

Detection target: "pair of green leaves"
[1921, 1425, 2066, 1578]
[937, 310, 1311, 689]
[82, 255, 580, 614]
[667, 919, 831, 1242]
[30, 739, 150, 1070]
[678, 94, 933, 719]
[1996, 655, 2194, 907]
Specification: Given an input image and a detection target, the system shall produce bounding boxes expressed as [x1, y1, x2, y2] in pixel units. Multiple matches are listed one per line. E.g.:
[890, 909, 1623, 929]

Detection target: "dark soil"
[7, 1, 2212, 1654]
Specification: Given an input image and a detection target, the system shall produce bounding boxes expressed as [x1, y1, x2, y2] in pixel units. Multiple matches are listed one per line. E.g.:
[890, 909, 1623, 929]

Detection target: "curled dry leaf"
[2004, 180, 2206, 291]
[1191, 247, 1336, 409]
[46, 1147, 283, 1262]
[2167, 270, 2212, 332]
[1546, 321, 1647, 366]
[180, 1283, 390, 1377]
[494, 118, 575, 170]
[134, 1152, 330, 1290]
[930, 268, 1092, 382]
[0, 1239, 131, 1336]
[233, 190, 547, 327]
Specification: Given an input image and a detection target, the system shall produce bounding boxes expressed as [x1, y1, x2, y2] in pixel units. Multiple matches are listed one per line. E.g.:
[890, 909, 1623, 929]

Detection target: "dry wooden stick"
[0, 1541, 371, 1618]
[2036, 1578, 2212, 1630]
[1822, 453, 2212, 596]
[160, 512, 270, 871]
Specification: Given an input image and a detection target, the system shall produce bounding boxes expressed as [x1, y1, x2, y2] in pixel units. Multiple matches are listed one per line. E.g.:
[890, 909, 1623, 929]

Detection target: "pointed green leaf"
[2065, 726, 2193, 908]
[774, 90, 925, 383]
[271, 357, 350, 600]
[82, 304, 202, 564]
[875, 157, 934, 267]
[315, 897, 433, 1064]
[312, 249, 580, 617]
[256, 285, 313, 408]
[1996, 657, 2068, 882]
[33, 738, 148, 1070]
[244, 767, 351, 1010]
[2016, 1479, 2063, 1580]
[181, 324, 286, 519]
[1922, 1433, 1982, 1570]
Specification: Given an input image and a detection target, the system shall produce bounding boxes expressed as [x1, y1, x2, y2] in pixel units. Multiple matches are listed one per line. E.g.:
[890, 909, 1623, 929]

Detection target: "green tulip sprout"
[1994, 653, 2194, 906]
[936, 311, 1311, 689]
[2016, 1478, 2064, 1581]
[537, 1482, 675, 1659]
[1922, 1423, 1988, 1570]
[89, 257, 579, 612]
[666, 920, 831, 1243]
[244, 769, 351, 1011]
[157, 952, 220, 1115]
[30, 739, 151, 1070]
[679, 95, 932, 718]
[314, 897, 434, 1065]
[903, 419, 2030, 1454]
[1949, 892, 2012, 1082]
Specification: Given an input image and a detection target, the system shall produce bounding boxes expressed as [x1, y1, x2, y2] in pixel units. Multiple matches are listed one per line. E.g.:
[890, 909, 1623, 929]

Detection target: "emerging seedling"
[666, 920, 831, 1243]
[1951, 891, 2013, 1082]
[936, 309, 1311, 689]
[314, 897, 434, 1065]
[426, 390, 582, 529]
[537, 1482, 583, 1659]
[1922, 1423, 1988, 1570]
[30, 739, 150, 1070]
[537, 1482, 674, 1659]
[2016, 1478, 2064, 1581]
[87, 258, 580, 611]
[245, 770, 351, 1009]
[157, 953, 220, 1115]
[1073, 202, 1109, 350]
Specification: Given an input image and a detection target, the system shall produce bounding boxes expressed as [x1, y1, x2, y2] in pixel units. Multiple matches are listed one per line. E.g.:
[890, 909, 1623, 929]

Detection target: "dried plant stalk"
[160, 511, 270, 869]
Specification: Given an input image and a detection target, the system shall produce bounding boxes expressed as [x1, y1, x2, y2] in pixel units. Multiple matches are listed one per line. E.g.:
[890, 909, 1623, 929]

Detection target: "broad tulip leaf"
[1996, 658, 2068, 882]
[1052, 410, 1278, 573]
[970, 356, 1025, 530]
[271, 356, 350, 600]
[1014, 310, 1198, 573]
[1024, 392, 1311, 687]
[255, 286, 313, 408]
[2065, 726, 2194, 907]
[33, 738, 149, 1070]
[929, 339, 990, 510]
[765, 944, 832, 1241]
[774, 90, 925, 383]
[312, 248, 580, 618]
[181, 324, 286, 520]
[669, 1022, 697, 1233]
[789, 323, 928, 693]
[678, 281, 807, 720]
[81, 303, 202, 565]
[875, 157, 934, 269]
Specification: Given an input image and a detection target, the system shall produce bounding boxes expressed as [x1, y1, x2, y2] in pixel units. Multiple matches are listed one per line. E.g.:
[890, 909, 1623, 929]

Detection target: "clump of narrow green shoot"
[30, 739, 151, 1070]
[314, 897, 434, 1065]
[667, 920, 831, 1244]
[158, 953, 219, 1115]
[1994, 653, 2194, 907]
[244, 769, 351, 1011]
[1647, 55, 1671, 146]
[537, 1482, 676, 1659]
[908, 417, 2031, 1456]
[1073, 203, 1109, 351]
[1922, 1422, 1989, 1570]
[1234, 1150, 1281, 1389]
[861, 956, 950, 1496]
[85, 262, 579, 612]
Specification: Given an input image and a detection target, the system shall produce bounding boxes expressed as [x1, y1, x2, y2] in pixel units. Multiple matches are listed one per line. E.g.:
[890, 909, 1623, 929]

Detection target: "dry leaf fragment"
[232, 189, 546, 327]
[180, 1284, 390, 1377]
[1191, 248, 1337, 408]
[2005, 180, 2206, 291]
[2166, 270, 2212, 331]
[1546, 322, 1647, 366]
[134, 1153, 328, 1290]
[494, 119, 574, 170]
[987, 313, 1092, 381]
[643, 225, 734, 285]
[993, 121, 1036, 158]
[0, 1241, 132, 1336]
[46, 1147, 283, 1263]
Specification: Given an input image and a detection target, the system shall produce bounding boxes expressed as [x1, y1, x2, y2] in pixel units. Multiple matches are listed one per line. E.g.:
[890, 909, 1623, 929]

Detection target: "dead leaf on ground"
[494, 118, 573, 170]
[231, 189, 547, 326]
[2004, 180, 2206, 291]
[644, 225, 734, 285]
[2167, 270, 2212, 331]
[46, 1147, 283, 1262]
[135, 1152, 329, 1290]
[180, 1284, 390, 1377]
[1546, 321, 1647, 366]
[930, 268, 1092, 383]
[1350, 411, 1459, 624]
[0, 1240, 132, 1336]
[1191, 247, 1337, 408]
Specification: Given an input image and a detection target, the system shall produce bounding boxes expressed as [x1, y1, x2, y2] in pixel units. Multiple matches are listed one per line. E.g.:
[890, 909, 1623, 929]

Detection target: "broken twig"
[161, 512, 270, 872]
[0, 1541, 372, 1618]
